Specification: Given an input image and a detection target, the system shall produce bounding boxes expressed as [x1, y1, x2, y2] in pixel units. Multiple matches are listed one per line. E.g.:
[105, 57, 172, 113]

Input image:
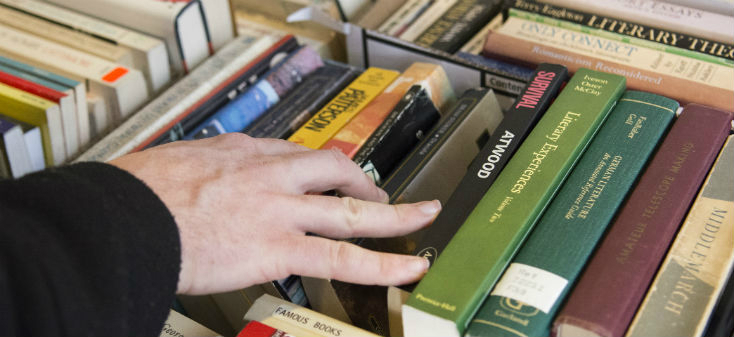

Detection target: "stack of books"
[2, 1, 732, 337]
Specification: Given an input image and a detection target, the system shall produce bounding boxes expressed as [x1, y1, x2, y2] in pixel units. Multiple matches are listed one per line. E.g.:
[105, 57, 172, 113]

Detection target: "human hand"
[109, 134, 440, 295]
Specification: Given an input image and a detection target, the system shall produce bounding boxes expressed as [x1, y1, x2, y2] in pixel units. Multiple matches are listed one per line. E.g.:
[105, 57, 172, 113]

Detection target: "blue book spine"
[0, 64, 71, 92]
[0, 55, 79, 88]
[185, 80, 279, 139]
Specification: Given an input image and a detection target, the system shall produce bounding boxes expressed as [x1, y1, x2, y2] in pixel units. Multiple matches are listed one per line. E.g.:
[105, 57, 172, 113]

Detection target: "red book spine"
[553, 104, 734, 337]
[0, 70, 66, 103]
[237, 321, 289, 337]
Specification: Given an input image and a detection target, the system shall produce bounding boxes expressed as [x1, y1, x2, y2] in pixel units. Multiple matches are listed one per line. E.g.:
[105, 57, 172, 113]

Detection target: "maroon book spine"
[553, 103, 734, 337]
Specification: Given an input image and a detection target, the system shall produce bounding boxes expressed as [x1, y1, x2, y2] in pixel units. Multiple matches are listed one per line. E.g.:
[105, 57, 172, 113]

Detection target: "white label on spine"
[490, 263, 568, 313]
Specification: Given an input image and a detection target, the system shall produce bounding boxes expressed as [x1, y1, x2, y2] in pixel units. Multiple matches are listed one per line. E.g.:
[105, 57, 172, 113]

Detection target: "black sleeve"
[0, 162, 181, 336]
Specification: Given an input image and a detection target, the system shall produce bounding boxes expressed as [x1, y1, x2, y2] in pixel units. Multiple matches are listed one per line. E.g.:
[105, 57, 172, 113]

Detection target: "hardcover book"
[465, 90, 678, 337]
[703, 266, 734, 337]
[0, 116, 31, 178]
[482, 10, 734, 111]
[159, 309, 219, 337]
[403, 68, 625, 337]
[626, 135, 734, 337]
[401, 63, 568, 289]
[245, 60, 361, 140]
[508, 0, 734, 62]
[322, 62, 455, 159]
[287, 67, 401, 149]
[553, 104, 734, 337]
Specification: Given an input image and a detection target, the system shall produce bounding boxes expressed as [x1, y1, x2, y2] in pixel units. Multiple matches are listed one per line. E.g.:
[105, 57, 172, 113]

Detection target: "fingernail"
[419, 200, 441, 215]
[411, 257, 430, 274]
[379, 188, 390, 204]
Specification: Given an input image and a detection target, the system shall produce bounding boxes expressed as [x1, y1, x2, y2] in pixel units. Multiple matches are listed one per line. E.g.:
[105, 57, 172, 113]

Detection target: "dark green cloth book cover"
[403, 68, 625, 337]
[465, 91, 678, 337]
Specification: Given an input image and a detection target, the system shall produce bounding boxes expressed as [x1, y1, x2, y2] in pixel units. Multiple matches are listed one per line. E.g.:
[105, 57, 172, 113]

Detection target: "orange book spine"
[321, 62, 455, 158]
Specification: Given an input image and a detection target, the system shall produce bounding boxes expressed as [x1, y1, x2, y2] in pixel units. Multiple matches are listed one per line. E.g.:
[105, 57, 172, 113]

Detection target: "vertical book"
[465, 90, 678, 337]
[553, 104, 734, 337]
[402, 68, 625, 337]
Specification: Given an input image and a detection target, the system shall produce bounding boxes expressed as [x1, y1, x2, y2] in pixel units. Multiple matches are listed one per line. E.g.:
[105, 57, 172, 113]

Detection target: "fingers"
[272, 148, 388, 202]
[188, 133, 311, 156]
[284, 194, 441, 238]
[284, 236, 430, 285]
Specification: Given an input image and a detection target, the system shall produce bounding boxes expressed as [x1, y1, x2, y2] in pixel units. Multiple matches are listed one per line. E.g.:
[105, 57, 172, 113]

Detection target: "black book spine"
[703, 268, 734, 337]
[381, 87, 490, 200]
[508, 0, 734, 61]
[400, 63, 568, 292]
[245, 61, 361, 139]
[421, 0, 503, 53]
[145, 37, 301, 147]
[355, 85, 441, 184]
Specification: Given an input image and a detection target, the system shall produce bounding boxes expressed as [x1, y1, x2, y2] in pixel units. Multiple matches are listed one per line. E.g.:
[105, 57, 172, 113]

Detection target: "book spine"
[0, 24, 149, 119]
[74, 35, 282, 162]
[185, 46, 323, 139]
[702, 265, 734, 337]
[378, 0, 432, 36]
[626, 135, 734, 337]
[458, 13, 503, 54]
[402, 63, 567, 290]
[414, 0, 502, 53]
[465, 90, 678, 337]
[245, 61, 361, 139]
[400, 0, 458, 41]
[353, 85, 441, 184]
[236, 321, 286, 337]
[147, 36, 301, 146]
[244, 294, 380, 337]
[541, 0, 734, 44]
[287, 67, 400, 150]
[553, 104, 734, 337]
[381, 87, 491, 200]
[482, 26, 734, 111]
[403, 68, 625, 337]
[321, 62, 454, 158]
[508, 0, 734, 62]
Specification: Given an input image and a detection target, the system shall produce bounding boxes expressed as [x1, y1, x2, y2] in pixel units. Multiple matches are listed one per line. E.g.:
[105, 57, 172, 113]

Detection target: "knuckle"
[340, 197, 363, 232]
[329, 241, 352, 278]
[326, 148, 353, 168]
[217, 132, 253, 148]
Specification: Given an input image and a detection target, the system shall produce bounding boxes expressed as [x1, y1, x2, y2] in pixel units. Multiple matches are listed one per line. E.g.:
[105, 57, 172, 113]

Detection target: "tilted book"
[245, 60, 361, 140]
[287, 67, 400, 149]
[702, 266, 734, 337]
[465, 90, 678, 337]
[322, 62, 455, 159]
[540, 0, 734, 44]
[0, 116, 31, 178]
[0, 0, 170, 93]
[508, 0, 734, 62]
[400, 0, 458, 41]
[413, 0, 503, 53]
[482, 10, 734, 111]
[626, 135, 734, 337]
[185, 46, 324, 139]
[402, 68, 625, 337]
[75, 35, 281, 162]
[244, 294, 379, 337]
[0, 24, 149, 122]
[401, 63, 568, 291]
[160, 309, 219, 337]
[553, 104, 734, 337]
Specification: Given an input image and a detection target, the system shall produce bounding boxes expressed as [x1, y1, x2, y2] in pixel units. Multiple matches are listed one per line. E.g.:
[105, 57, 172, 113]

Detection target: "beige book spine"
[483, 30, 734, 110]
[399, 0, 458, 41]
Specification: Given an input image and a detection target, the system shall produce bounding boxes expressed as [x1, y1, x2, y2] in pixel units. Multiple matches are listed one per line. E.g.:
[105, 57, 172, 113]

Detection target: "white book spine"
[399, 0, 458, 41]
[0, 24, 149, 121]
[458, 13, 503, 54]
[541, 0, 734, 44]
[378, 0, 433, 36]
[46, 0, 210, 76]
[76, 35, 277, 162]
[0, 0, 171, 93]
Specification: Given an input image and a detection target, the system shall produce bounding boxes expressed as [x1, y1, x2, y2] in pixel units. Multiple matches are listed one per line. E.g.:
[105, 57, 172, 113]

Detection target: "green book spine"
[464, 91, 678, 337]
[402, 68, 626, 337]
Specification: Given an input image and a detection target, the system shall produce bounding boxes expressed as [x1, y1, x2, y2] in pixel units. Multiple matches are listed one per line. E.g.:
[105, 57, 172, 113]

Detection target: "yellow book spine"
[287, 67, 400, 149]
[0, 82, 55, 166]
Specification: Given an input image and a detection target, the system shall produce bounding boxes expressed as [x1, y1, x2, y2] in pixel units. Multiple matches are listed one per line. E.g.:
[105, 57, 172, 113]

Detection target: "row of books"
[401, 62, 734, 337]
[0, 0, 238, 178]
